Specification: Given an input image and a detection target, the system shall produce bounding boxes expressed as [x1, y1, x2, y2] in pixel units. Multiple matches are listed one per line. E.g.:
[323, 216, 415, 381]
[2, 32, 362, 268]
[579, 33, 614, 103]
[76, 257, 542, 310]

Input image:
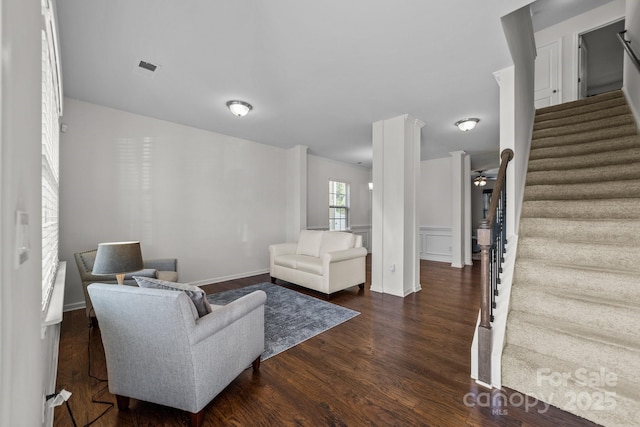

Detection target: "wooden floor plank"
[54, 259, 599, 426]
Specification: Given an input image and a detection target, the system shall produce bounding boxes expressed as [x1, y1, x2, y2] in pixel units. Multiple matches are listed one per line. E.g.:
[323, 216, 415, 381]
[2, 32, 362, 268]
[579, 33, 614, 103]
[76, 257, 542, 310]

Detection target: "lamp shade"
[92, 241, 144, 275]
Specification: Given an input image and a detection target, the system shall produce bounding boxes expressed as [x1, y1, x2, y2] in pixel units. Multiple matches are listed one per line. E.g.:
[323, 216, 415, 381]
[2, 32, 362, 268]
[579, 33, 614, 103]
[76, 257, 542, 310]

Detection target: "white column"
[371, 114, 424, 297]
[286, 145, 308, 242]
[464, 154, 473, 266]
[450, 150, 469, 268]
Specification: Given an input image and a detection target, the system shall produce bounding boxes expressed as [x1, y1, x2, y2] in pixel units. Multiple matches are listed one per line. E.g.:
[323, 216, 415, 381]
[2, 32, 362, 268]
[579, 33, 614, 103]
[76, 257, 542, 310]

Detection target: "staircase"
[501, 90, 640, 427]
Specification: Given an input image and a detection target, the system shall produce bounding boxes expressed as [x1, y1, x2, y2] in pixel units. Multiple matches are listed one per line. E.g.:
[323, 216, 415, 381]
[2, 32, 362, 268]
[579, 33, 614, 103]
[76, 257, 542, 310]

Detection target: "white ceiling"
[55, 0, 597, 171]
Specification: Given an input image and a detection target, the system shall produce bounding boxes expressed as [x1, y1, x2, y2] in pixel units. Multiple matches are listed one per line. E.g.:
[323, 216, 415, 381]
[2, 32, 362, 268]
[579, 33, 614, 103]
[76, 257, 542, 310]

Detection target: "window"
[329, 180, 349, 231]
[41, 0, 62, 311]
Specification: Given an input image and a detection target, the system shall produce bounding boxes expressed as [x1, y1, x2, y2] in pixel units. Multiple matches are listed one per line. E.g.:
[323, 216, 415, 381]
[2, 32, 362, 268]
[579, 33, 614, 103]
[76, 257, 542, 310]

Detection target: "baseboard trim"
[190, 268, 270, 287]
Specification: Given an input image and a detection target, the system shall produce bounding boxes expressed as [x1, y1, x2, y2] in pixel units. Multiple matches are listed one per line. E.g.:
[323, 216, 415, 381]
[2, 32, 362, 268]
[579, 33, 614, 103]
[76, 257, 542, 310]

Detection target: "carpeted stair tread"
[504, 93, 640, 427]
[509, 286, 640, 339]
[519, 217, 640, 245]
[535, 96, 627, 124]
[516, 237, 640, 273]
[521, 198, 640, 219]
[532, 124, 639, 149]
[533, 114, 637, 140]
[535, 90, 624, 115]
[528, 147, 640, 172]
[533, 105, 631, 131]
[502, 344, 640, 427]
[527, 162, 640, 185]
[530, 135, 640, 160]
[505, 311, 640, 383]
[513, 259, 640, 303]
[513, 258, 640, 304]
[523, 179, 640, 201]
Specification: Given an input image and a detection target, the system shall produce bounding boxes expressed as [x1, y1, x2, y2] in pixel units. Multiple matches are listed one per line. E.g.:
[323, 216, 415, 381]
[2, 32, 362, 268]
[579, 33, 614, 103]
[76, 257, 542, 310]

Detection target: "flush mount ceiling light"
[226, 100, 252, 117]
[455, 118, 480, 132]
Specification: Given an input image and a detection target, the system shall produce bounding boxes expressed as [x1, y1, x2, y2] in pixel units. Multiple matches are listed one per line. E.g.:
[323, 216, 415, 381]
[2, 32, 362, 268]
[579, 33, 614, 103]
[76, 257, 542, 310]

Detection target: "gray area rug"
[207, 282, 360, 361]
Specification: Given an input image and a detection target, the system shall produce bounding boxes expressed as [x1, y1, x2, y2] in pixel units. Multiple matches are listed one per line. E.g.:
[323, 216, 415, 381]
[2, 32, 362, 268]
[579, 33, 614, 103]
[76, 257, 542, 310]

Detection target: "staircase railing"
[618, 30, 640, 74]
[476, 148, 514, 386]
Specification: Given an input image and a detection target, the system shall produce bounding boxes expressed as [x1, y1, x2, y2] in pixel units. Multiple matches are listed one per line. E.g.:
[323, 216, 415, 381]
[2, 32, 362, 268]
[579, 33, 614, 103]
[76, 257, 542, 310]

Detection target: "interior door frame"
[574, 17, 626, 99]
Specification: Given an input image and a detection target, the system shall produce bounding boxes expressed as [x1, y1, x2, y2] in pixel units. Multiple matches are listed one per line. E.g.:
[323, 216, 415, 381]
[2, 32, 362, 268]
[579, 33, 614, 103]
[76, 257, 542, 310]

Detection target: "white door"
[534, 40, 561, 108]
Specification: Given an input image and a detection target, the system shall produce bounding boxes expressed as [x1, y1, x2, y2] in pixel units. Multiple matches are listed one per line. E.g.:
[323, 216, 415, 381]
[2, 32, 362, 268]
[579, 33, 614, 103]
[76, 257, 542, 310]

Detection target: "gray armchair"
[74, 249, 178, 320]
[87, 283, 266, 427]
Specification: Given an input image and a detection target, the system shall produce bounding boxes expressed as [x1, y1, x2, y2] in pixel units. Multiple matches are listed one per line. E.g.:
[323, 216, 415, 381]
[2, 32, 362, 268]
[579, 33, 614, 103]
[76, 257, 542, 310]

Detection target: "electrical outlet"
[390, 264, 395, 272]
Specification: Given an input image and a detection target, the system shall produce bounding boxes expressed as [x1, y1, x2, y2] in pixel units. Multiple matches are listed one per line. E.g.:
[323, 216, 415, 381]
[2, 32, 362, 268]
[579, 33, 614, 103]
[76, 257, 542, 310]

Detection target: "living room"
[2, 0, 639, 426]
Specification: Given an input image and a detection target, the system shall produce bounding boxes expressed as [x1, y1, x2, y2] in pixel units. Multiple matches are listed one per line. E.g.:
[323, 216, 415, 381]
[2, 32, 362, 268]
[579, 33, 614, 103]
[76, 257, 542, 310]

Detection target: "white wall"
[307, 155, 371, 229]
[60, 99, 289, 309]
[0, 0, 46, 425]
[419, 157, 452, 227]
[418, 157, 453, 263]
[624, 0, 640, 125]
[535, 0, 626, 104]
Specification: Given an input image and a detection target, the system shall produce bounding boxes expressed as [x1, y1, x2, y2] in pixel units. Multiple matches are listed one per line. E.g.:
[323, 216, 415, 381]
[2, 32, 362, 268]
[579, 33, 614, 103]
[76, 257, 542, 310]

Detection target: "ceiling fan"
[473, 170, 488, 187]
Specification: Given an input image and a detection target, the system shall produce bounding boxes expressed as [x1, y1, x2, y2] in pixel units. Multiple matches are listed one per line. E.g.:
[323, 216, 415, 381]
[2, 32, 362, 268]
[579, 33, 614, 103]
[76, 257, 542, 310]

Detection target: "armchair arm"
[190, 290, 267, 345]
[323, 246, 368, 263]
[269, 243, 298, 258]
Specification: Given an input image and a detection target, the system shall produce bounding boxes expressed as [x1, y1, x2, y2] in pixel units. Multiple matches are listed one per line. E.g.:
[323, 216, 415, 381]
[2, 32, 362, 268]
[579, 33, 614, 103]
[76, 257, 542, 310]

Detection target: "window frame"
[328, 179, 350, 231]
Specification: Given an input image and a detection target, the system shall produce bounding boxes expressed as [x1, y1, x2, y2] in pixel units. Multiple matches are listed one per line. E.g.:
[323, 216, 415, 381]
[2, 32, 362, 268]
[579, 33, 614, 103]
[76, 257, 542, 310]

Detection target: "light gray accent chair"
[87, 283, 266, 427]
[75, 249, 178, 321]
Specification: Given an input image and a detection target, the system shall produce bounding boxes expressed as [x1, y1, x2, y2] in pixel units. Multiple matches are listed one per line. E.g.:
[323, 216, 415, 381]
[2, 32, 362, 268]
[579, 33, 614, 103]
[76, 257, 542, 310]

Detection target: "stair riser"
[521, 199, 640, 219]
[535, 97, 627, 124]
[536, 90, 624, 115]
[528, 148, 640, 172]
[527, 163, 640, 186]
[523, 180, 640, 201]
[519, 218, 640, 245]
[530, 137, 640, 160]
[534, 105, 631, 132]
[506, 315, 640, 383]
[509, 287, 640, 339]
[532, 117, 636, 141]
[517, 239, 640, 273]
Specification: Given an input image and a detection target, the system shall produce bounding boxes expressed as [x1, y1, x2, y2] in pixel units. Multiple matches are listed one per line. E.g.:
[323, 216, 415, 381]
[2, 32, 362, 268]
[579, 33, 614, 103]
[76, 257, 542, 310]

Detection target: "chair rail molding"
[419, 226, 452, 263]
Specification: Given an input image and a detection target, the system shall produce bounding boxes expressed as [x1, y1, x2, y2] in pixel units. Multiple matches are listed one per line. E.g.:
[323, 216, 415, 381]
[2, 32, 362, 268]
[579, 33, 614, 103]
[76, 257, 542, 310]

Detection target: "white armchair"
[87, 283, 266, 427]
[269, 230, 367, 296]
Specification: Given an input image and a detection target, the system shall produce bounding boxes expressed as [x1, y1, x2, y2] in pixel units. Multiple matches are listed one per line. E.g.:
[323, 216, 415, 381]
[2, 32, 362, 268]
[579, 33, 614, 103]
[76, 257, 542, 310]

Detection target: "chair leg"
[252, 356, 261, 372]
[358, 283, 365, 290]
[115, 395, 130, 410]
[189, 409, 204, 427]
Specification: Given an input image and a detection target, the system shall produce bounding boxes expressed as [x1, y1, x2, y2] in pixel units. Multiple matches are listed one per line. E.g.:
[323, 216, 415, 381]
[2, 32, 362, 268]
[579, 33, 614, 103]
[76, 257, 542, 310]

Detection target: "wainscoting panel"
[419, 226, 452, 263]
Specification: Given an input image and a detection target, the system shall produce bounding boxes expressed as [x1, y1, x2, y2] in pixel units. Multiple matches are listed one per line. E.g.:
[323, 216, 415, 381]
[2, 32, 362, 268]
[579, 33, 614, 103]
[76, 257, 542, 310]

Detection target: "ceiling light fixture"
[455, 118, 480, 132]
[226, 100, 252, 117]
[473, 175, 487, 187]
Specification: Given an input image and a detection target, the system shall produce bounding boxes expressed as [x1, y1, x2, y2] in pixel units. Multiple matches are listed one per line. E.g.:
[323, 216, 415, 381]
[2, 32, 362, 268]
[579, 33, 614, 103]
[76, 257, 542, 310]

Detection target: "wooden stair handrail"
[484, 148, 514, 229]
[476, 148, 514, 386]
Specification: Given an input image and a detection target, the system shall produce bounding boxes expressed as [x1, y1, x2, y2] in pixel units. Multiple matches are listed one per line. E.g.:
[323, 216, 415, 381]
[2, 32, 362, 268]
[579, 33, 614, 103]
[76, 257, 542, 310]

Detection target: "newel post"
[477, 219, 492, 386]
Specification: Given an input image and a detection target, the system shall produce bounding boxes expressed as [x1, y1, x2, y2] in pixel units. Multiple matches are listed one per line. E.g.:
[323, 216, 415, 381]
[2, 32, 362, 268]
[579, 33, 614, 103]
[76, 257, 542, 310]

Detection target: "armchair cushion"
[134, 276, 212, 318]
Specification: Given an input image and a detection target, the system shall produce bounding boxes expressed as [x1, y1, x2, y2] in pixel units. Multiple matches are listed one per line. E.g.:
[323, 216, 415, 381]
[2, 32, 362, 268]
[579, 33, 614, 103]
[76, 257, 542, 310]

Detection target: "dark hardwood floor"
[54, 258, 598, 426]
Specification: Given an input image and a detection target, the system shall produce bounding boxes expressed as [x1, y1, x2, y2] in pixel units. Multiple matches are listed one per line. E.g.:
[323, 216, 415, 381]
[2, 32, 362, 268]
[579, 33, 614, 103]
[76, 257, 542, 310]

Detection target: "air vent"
[138, 60, 157, 72]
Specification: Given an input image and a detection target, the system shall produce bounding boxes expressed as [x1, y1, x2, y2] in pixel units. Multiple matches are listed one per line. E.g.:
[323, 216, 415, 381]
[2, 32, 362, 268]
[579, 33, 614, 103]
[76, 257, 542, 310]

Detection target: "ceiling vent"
[133, 59, 160, 79]
[138, 60, 157, 72]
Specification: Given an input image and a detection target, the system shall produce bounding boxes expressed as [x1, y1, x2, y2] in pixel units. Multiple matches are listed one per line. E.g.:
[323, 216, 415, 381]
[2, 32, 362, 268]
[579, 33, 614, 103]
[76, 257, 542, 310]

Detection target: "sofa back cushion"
[319, 231, 355, 256]
[296, 230, 324, 257]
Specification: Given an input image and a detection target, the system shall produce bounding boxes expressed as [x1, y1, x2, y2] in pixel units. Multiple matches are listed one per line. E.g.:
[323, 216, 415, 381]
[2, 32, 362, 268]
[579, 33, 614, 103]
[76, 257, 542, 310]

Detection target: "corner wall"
[0, 0, 46, 425]
[59, 98, 289, 309]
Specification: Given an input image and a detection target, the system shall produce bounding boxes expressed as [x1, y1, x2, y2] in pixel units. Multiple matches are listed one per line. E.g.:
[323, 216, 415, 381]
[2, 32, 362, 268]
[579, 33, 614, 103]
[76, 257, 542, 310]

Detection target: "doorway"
[578, 19, 625, 98]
